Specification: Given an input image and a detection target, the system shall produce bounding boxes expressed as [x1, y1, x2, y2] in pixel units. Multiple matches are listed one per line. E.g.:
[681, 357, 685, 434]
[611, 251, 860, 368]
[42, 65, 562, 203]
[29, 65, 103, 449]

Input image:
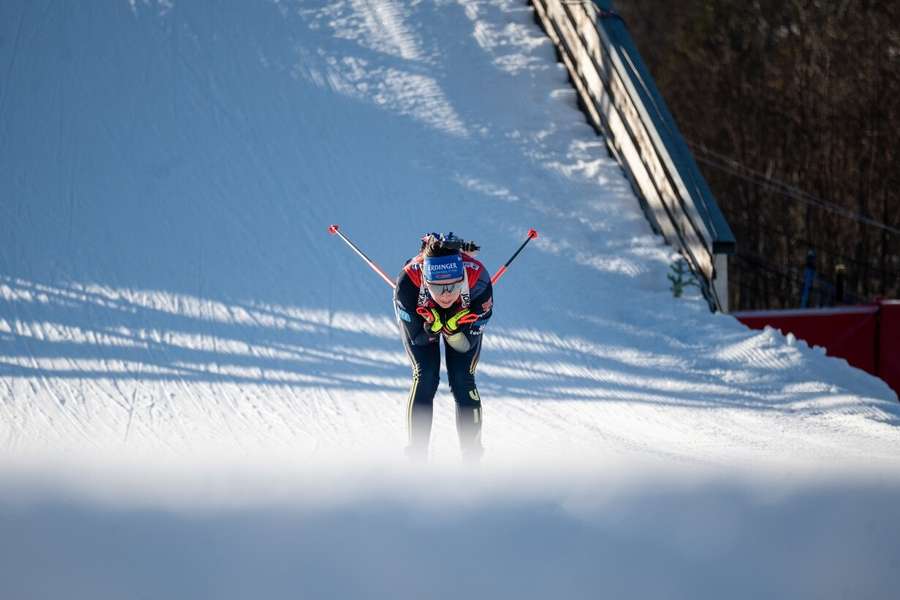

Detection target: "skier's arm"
[459, 268, 493, 335]
[394, 271, 437, 346]
[442, 270, 493, 352]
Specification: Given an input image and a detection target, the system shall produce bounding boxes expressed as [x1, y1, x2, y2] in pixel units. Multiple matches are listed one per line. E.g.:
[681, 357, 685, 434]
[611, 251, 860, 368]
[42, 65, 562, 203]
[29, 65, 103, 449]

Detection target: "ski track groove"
[202, 295, 258, 454]
[123, 387, 136, 444]
[140, 321, 196, 452]
[18, 318, 97, 450]
[80, 325, 131, 441]
[225, 304, 308, 448]
[5, 287, 65, 448]
[0, 377, 23, 453]
[82, 284, 147, 449]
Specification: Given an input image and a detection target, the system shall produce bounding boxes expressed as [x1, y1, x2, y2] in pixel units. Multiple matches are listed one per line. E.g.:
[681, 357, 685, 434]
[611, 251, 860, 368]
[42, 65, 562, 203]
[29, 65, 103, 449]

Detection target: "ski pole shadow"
[3, 275, 897, 438]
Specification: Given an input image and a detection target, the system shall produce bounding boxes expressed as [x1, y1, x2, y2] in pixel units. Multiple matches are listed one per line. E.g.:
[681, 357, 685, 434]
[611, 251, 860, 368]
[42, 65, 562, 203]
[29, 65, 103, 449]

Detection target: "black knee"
[448, 371, 478, 405]
[413, 362, 440, 403]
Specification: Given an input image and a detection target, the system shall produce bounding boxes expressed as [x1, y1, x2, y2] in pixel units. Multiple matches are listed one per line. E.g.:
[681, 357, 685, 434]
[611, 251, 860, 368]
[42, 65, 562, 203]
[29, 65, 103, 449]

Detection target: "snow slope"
[1, 1, 899, 597]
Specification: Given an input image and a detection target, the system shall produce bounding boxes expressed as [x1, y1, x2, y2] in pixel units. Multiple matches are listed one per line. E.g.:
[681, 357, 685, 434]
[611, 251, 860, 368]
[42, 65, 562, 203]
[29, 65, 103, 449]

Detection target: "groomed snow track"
[1, 2, 899, 598]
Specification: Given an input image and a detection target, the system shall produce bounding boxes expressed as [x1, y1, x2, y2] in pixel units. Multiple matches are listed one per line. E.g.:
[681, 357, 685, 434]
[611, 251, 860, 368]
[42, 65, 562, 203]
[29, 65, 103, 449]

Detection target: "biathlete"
[393, 232, 493, 461]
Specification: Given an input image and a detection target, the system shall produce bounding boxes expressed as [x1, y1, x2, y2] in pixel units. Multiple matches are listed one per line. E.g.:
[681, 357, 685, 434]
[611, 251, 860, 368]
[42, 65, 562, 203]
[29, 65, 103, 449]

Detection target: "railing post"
[800, 249, 816, 308]
[834, 263, 847, 305]
[714, 254, 729, 313]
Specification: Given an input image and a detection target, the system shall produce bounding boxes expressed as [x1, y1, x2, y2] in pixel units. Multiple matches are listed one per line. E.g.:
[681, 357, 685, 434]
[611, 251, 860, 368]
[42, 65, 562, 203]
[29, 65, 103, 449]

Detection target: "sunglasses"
[425, 280, 463, 295]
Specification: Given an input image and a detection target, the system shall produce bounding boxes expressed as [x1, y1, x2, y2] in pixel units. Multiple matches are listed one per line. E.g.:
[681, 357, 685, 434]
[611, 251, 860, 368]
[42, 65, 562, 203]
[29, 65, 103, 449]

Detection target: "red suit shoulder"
[461, 253, 487, 287]
[403, 254, 425, 287]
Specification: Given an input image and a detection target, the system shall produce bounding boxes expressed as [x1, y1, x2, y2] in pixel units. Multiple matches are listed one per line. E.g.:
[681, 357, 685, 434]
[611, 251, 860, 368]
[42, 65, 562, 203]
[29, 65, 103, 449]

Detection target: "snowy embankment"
[1, 1, 899, 597]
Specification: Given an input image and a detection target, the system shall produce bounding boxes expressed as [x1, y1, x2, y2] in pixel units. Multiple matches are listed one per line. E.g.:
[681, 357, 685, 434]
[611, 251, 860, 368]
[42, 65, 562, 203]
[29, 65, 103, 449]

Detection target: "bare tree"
[616, 0, 900, 309]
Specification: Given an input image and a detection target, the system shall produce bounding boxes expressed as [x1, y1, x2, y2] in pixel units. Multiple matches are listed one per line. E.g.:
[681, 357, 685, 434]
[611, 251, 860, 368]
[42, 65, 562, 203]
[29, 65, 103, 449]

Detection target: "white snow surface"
[1, 1, 899, 598]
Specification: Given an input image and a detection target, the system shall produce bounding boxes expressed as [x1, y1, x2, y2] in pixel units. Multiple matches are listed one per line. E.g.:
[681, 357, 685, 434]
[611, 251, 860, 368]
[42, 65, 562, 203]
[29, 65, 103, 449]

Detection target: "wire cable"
[687, 142, 900, 237]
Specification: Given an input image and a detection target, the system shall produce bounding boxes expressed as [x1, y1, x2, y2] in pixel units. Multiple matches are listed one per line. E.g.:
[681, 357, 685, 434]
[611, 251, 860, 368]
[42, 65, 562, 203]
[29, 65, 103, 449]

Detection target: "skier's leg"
[444, 335, 484, 461]
[402, 334, 440, 458]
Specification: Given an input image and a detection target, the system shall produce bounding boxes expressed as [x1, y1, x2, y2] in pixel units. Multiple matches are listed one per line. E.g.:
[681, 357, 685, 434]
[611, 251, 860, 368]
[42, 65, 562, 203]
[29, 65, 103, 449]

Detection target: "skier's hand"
[417, 307, 444, 334]
[443, 308, 478, 334]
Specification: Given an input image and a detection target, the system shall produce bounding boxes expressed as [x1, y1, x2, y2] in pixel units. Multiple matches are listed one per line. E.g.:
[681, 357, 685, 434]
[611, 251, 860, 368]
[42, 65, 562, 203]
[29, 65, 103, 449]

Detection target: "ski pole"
[491, 228, 538, 285]
[328, 225, 396, 289]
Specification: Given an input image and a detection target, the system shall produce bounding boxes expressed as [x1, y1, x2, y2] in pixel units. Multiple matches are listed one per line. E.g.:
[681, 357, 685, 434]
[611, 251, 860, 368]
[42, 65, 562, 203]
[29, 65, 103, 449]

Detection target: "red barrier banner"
[879, 301, 900, 396]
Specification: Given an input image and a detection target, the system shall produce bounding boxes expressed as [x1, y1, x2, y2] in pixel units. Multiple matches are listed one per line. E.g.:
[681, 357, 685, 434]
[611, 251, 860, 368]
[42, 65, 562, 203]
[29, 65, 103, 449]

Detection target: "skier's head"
[422, 234, 464, 308]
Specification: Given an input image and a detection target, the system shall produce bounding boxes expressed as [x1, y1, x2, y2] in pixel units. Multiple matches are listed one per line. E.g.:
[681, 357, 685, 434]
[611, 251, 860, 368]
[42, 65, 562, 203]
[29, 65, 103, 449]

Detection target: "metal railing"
[531, 0, 736, 311]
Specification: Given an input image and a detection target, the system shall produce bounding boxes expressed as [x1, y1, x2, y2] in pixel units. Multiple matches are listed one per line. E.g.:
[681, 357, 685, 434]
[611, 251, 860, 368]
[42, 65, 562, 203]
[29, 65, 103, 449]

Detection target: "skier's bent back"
[393, 233, 493, 462]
